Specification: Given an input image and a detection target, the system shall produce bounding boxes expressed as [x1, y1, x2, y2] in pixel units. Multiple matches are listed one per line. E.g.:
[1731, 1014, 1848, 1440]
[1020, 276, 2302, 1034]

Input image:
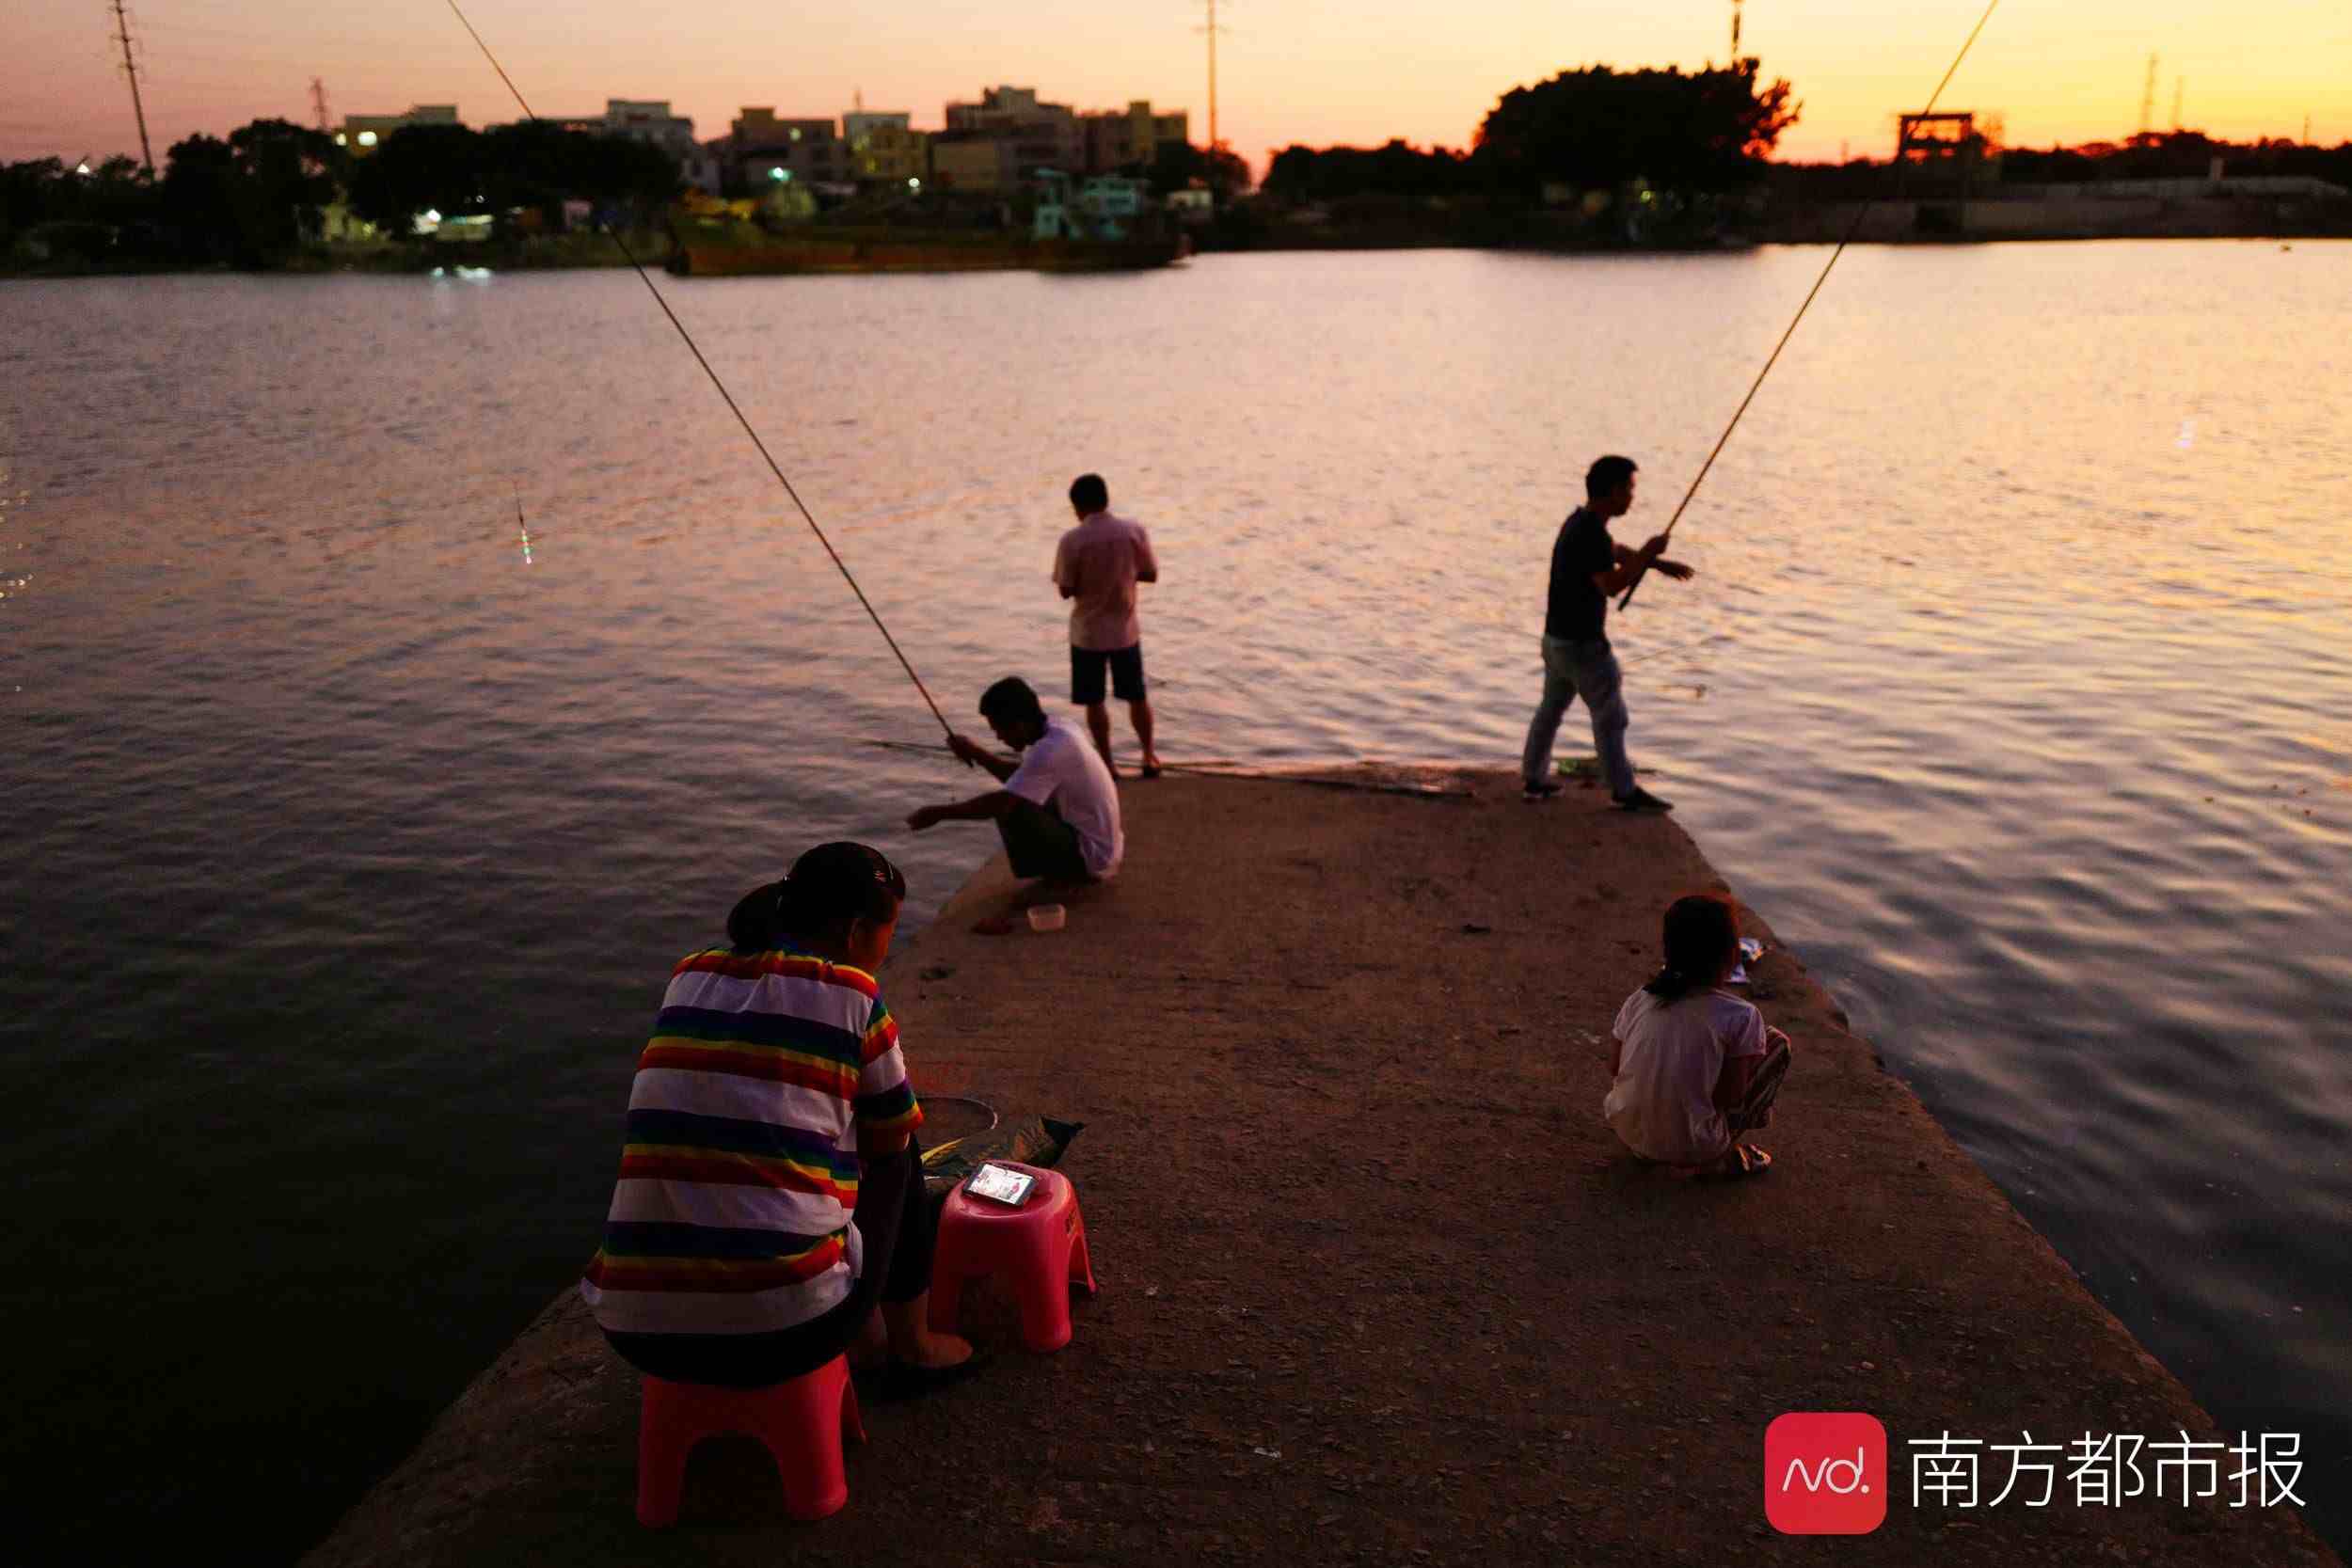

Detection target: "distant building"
[336, 104, 460, 154]
[844, 110, 911, 145]
[944, 86, 1082, 178]
[1166, 183, 1215, 224]
[930, 131, 1020, 194]
[1080, 101, 1190, 175]
[1035, 171, 1155, 240]
[564, 100, 696, 155]
[843, 110, 928, 187]
[730, 108, 847, 190]
[319, 203, 378, 242]
[679, 143, 723, 197]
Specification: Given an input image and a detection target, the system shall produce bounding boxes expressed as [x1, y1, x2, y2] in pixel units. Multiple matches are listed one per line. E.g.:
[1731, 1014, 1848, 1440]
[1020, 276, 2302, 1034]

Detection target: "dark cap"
[785, 841, 906, 907]
[729, 842, 905, 952]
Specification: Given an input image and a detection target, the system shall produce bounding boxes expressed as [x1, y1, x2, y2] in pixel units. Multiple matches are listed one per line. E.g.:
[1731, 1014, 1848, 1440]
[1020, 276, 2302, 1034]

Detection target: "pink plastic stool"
[928, 1161, 1096, 1352]
[635, 1354, 864, 1527]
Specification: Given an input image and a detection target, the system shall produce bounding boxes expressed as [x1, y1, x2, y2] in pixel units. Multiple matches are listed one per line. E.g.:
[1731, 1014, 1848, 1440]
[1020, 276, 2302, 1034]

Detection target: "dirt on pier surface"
[302, 769, 2337, 1568]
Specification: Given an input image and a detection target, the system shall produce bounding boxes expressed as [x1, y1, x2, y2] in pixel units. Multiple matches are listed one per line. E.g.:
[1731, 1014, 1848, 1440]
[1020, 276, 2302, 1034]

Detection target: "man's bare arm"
[907, 791, 1019, 831]
[946, 733, 1017, 781]
[1594, 535, 1694, 594]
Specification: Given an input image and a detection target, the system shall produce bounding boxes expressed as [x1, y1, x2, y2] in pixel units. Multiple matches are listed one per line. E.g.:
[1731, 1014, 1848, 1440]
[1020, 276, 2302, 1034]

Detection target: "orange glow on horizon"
[8, 1, 2347, 169]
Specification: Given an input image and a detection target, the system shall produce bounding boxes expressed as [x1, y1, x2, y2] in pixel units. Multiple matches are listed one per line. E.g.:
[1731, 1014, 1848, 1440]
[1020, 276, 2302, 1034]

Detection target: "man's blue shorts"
[1071, 642, 1146, 705]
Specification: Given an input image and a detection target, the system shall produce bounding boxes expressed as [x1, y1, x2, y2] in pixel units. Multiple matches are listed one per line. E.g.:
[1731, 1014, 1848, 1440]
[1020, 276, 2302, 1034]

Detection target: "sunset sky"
[10, 0, 2348, 170]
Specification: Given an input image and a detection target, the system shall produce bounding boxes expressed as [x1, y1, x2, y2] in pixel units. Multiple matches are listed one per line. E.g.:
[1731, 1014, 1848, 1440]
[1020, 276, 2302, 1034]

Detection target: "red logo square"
[1765, 1413, 1888, 1534]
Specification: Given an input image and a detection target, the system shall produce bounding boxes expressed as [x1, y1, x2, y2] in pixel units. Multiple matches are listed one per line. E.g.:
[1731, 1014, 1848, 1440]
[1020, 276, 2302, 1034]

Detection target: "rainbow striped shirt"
[579, 943, 922, 1338]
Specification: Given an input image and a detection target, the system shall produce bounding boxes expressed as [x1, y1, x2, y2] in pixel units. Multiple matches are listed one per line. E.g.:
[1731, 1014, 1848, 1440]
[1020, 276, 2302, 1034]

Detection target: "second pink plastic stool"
[928, 1161, 1096, 1351]
[635, 1354, 865, 1527]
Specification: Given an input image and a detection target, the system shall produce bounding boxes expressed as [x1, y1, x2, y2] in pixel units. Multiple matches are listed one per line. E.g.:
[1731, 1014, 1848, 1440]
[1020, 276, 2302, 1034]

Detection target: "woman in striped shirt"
[581, 842, 975, 1388]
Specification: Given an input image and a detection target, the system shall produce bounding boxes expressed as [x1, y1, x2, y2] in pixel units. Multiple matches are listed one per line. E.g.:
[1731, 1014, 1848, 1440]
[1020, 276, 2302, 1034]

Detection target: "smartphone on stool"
[965, 1163, 1036, 1207]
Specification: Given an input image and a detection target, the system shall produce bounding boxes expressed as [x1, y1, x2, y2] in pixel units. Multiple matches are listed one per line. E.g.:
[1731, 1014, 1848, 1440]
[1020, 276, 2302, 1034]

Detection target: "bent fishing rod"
[440, 0, 956, 742]
[1616, 0, 2003, 613]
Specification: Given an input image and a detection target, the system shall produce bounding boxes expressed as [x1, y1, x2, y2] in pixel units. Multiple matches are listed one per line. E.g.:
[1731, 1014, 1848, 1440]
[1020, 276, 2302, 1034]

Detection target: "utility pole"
[1195, 0, 1232, 150]
[2170, 77, 2183, 134]
[110, 0, 154, 175]
[2137, 53, 2157, 137]
[311, 77, 331, 135]
[2303, 113, 2312, 146]
[1731, 0, 1743, 59]
[1207, 0, 1218, 150]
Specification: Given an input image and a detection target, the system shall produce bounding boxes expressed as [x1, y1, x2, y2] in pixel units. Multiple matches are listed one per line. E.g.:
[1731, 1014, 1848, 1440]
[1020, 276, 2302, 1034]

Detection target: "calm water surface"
[3, 245, 2348, 1560]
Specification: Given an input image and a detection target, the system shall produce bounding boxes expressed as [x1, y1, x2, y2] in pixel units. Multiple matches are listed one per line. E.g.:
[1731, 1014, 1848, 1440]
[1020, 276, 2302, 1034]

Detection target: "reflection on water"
[1, 244, 2348, 1559]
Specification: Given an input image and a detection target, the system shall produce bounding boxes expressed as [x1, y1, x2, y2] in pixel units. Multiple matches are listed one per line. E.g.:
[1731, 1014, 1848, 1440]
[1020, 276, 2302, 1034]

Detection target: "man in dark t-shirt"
[1519, 454, 1693, 809]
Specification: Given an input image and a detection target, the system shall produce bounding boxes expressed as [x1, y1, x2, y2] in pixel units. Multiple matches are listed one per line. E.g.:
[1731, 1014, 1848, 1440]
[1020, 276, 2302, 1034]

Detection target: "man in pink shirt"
[1052, 473, 1163, 777]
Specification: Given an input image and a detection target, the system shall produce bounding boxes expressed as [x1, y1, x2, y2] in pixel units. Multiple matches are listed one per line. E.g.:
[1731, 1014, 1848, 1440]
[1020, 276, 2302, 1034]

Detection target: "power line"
[108, 0, 154, 174]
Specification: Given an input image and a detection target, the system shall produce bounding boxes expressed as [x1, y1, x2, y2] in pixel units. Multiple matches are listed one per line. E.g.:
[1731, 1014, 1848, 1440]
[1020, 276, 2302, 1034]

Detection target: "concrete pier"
[302, 769, 2337, 1566]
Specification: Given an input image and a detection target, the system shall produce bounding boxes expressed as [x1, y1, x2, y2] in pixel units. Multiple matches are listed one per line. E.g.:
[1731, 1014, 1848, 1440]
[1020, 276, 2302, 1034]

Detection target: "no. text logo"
[1766, 1413, 1888, 1535]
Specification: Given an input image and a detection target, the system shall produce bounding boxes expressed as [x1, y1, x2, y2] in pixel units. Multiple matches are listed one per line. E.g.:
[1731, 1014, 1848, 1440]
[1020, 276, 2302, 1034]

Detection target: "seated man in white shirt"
[906, 677, 1125, 895]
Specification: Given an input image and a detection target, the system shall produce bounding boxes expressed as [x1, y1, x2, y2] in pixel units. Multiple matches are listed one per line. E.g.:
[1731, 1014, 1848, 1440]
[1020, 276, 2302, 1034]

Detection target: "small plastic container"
[1025, 903, 1066, 933]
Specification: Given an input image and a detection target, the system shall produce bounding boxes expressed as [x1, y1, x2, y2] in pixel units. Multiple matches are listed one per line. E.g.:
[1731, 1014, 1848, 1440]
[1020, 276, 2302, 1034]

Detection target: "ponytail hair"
[727, 882, 786, 953]
[729, 841, 907, 954]
[1643, 893, 1740, 1002]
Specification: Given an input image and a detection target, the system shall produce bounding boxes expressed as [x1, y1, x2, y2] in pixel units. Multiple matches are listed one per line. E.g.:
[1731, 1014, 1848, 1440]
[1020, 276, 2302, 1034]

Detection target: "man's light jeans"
[1519, 635, 1633, 798]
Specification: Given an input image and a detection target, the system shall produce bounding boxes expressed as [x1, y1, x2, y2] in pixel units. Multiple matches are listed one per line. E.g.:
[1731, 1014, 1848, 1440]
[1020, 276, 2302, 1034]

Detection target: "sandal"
[865, 1348, 993, 1403]
[1703, 1144, 1773, 1180]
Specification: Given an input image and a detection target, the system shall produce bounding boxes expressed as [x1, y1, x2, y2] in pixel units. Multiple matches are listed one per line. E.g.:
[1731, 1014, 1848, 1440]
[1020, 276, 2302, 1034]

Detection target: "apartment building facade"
[335, 103, 460, 153]
[844, 111, 929, 186]
[730, 108, 849, 187]
[1081, 101, 1191, 174]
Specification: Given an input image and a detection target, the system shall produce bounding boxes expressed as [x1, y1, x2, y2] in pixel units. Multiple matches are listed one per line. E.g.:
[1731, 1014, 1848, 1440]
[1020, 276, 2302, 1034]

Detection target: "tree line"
[4, 118, 679, 269]
[1262, 62, 1799, 207]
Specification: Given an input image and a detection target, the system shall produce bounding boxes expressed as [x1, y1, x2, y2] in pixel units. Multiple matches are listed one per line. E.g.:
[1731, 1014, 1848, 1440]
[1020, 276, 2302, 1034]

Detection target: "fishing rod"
[440, 0, 955, 741]
[1616, 0, 2003, 613]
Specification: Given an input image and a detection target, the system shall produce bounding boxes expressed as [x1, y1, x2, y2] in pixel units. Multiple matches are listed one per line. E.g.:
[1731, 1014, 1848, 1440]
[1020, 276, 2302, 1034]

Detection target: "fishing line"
[860, 739, 1474, 797]
[440, 0, 955, 739]
[1617, 0, 2003, 612]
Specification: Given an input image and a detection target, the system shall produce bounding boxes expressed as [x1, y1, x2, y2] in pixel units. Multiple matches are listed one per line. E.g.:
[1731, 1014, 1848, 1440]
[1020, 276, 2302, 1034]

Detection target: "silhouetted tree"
[344, 122, 487, 234]
[347, 121, 677, 236]
[1146, 140, 1253, 201]
[1263, 140, 1473, 204]
[562, 131, 682, 227]
[228, 118, 342, 250]
[1474, 59, 1798, 197]
[154, 119, 340, 263]
[160, 135, 245, 260]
